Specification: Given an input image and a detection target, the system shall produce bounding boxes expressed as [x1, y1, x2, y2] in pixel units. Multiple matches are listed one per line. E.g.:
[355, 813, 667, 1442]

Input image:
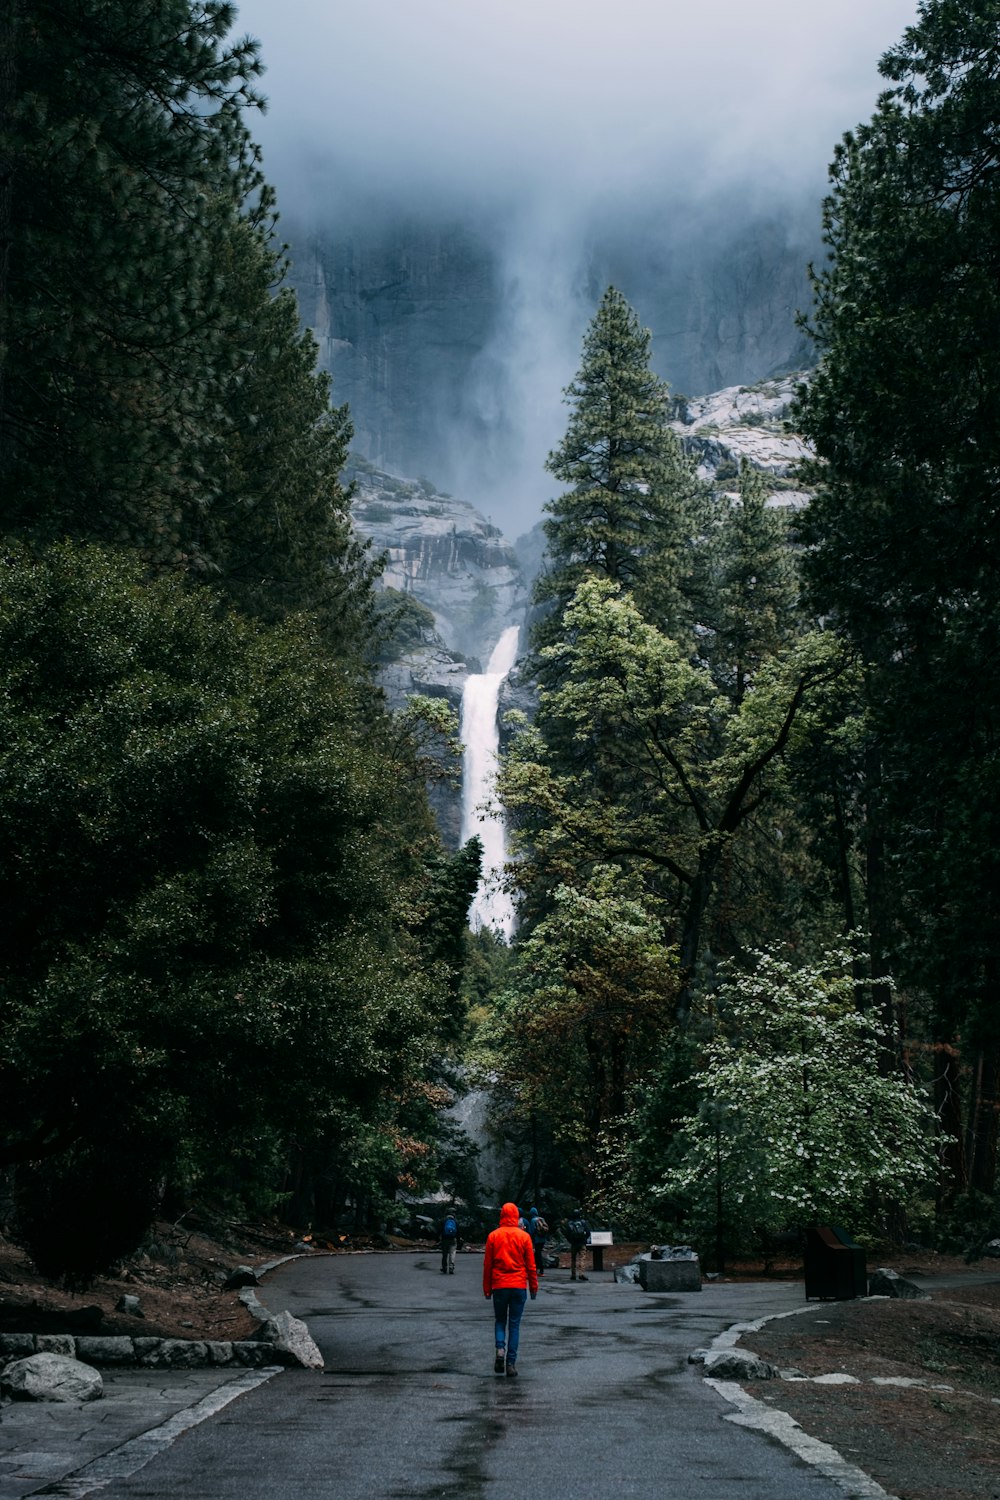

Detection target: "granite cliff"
[288, 209, 817, 529]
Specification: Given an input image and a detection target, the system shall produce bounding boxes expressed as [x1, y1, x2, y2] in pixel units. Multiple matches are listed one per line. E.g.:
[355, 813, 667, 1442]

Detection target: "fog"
[231, 1, 920, 533]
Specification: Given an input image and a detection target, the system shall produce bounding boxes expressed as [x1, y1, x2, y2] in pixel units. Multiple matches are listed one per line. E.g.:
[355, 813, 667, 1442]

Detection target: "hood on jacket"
[499, 1202, 520, 1226]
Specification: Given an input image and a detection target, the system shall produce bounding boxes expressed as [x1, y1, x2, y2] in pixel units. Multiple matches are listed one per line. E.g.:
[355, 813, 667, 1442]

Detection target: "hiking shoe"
[505, 1360, 518, 1378]
[494, 1350, 505, 1374]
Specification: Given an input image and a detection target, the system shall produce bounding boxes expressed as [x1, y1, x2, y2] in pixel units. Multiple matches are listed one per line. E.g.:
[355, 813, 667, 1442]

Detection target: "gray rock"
[984, 1238, 1000, 1258]
[868, 1266, 931, 1300]
[205, 1341, 235, 1365]
[131, 1338, 162, 1359]
[232, 1341, 280, 1368]
[137, 1339, 209, 1368]
[702, 1348, 779, 1381]
[638, 1250, 702, 1293]
[350, 473, 527, 666]
[0, 1333, 36, 1359]
[238, 1288, 268, 1322]
[688, 1348, 711, 1365]
[614, 1263, 640, 1284]
[223, 1265, 259, 1289]
[75, 1337, 135, 1365]
[255, 1310, 324, 1370]
[35, 1335, 76, 1358]
[116, 1294, 145, 1317]
[1, 1352, 103, 1403]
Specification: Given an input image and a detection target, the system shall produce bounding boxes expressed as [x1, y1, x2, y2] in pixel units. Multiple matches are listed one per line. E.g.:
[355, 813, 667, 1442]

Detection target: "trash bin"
[804, 1224, 867, 1300]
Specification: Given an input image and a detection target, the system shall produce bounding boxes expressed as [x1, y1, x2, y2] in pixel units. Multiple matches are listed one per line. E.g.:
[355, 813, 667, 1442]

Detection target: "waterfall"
[460, 624, 520, 938]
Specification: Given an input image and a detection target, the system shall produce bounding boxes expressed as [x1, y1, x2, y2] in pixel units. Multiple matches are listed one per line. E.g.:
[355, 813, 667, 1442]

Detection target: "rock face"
[670, 375, 814, 508]
[287, 209, 817, 510]
[1, 1352, 103, 1403]
[351, 462, 527, 666]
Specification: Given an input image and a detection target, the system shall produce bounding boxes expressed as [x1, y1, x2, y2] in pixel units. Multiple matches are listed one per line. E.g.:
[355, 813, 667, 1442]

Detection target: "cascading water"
[460, 624, 520, 939]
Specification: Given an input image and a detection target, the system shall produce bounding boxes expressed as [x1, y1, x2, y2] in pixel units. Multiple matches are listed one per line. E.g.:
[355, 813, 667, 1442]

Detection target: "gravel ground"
[735, 1273, 1000, 1500]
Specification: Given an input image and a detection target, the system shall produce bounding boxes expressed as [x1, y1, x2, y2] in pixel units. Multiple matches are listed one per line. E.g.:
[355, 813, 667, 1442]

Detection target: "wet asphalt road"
[95, 1252, 845, 1500]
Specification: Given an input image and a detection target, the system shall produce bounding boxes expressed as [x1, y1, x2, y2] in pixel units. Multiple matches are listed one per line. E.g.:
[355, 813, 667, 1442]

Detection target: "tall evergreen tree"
[1, 0, 370, 648]
[536, 286, 703, 641]
[703, 461, 800, 705]
[795, 0, 1000, 1194]
[1, 1, 263, 552]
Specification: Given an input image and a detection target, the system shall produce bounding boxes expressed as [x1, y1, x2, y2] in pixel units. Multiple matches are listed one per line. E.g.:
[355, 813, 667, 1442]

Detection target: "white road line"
[705, 1379, 901, 1500]
[28, 1366, 285, 1499]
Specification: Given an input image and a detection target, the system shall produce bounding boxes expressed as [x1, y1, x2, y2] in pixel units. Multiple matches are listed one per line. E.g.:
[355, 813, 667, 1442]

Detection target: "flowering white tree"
[658, 944, 938, 1253]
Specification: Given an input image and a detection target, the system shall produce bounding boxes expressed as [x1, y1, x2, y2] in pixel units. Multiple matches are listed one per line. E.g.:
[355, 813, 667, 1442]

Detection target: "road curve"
[93, 1251, 851, 1500]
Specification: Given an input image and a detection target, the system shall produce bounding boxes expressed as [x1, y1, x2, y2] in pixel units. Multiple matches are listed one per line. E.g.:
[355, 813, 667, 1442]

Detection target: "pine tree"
[1, 1, 265, 557]
[704, 461, 799, 705]
[536, 287, 703, 641]
[796, 0, 1000, 1195]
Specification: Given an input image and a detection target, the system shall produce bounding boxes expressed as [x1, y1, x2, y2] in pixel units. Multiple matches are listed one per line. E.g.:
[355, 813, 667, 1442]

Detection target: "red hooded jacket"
[483, 1202, 539, 1296]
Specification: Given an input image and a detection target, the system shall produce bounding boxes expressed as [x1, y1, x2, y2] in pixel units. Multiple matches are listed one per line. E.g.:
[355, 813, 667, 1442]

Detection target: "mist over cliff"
[285, 189, 818, 536]
[233, 0, 919, 534]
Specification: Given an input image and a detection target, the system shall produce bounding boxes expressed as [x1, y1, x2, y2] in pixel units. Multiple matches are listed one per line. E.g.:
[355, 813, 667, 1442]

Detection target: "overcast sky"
[228, 1, 922, 534]
[234, 0, 921, 211]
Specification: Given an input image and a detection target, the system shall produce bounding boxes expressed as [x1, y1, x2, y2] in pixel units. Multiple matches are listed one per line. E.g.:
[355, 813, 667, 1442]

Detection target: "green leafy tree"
[502, 577, 846, 1012]
[0, 544, 445, 1274]
[795, 0, 1000, 1193]
[657, 943, 939, 1257]
[479, 866, 678, 1198]
[536, 286, 704, 640]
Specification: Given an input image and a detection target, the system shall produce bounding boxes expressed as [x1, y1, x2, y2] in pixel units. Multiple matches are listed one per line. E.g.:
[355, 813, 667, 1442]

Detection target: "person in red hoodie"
[483, 1201, 538, 1378]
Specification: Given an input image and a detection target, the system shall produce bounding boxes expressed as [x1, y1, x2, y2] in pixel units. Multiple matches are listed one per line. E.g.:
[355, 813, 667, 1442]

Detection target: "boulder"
[116, 1294, 145, 1317]
[255, 1310, 324, 1370]
[984, 1238, 1000, 1258]
[224, 1265, 260, 1289]
[75, 1337, 135, 1365]
[137, 1339, 209, 1368]
[614, 1263, 640, 1284]
[702, 1348, 779, 1381]
[0, 1333, 35, 1359]
[35, 1335, 76, 1358]
[868, 1267, 931, 1300]
[1, 1352, 103, 1403]
[232, 1341, 281, 1368]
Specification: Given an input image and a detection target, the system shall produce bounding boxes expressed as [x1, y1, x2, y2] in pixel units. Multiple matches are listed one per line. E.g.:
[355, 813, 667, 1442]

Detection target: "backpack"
[566, 1218, 588, 1244]
[443, 1215, 458, 1238]
[532, 1216, 549, 1235]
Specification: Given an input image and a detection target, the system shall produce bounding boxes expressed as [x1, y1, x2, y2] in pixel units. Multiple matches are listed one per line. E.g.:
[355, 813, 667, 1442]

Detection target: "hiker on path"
[565, 1208, 590, 1281]
[483, 1201, 538, 1378]
[527, 1206, 549, 1278]
[440, 1209, 459, 1275]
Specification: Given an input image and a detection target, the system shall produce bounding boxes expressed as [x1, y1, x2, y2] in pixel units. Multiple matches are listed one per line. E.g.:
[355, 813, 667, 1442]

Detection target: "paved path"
[1, 1253, 875, 1500]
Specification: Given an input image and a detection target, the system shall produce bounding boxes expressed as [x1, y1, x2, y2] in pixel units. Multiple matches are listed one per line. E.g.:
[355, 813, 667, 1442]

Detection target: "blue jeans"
[492, 1288, 527, 1359]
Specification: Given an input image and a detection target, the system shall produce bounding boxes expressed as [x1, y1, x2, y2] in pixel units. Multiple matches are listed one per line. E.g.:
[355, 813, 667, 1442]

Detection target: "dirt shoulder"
[735, 1263, 1000, 1500]
[0, 1217, 426, 1342]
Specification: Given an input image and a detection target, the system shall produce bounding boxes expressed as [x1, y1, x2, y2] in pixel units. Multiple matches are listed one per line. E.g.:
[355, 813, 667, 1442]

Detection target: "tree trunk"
[863, 745, 899, 1069]
[0, 0, 18, 472]
[934, 1042, 967, 1209]
[677, 853, 716, 1021]
[969, 1041, 1000, 1195]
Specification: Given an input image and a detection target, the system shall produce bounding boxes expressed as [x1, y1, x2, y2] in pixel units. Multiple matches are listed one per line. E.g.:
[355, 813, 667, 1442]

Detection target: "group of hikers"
[438, 1202, 591, 1378]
